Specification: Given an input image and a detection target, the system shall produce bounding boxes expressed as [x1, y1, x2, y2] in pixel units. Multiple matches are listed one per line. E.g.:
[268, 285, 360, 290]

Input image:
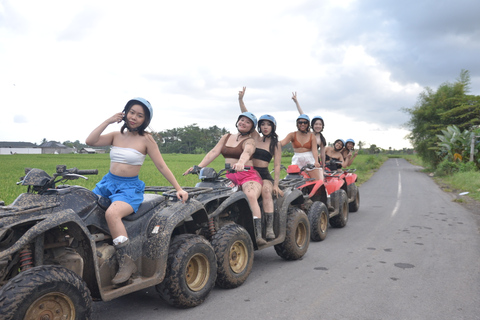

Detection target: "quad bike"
[0, 165, 219, 320]
[325, 159, 360, 213]
[183, 165, 310, 290]
[279, 163, 349, 242]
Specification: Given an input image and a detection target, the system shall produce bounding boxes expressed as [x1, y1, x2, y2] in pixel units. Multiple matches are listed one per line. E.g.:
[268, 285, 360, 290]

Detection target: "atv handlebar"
[76, 169, 99, 175]
[55, 165, 98, 176]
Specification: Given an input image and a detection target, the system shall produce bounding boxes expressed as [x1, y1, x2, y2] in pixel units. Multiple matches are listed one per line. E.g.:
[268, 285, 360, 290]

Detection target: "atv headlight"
[199, 167, 216, 181]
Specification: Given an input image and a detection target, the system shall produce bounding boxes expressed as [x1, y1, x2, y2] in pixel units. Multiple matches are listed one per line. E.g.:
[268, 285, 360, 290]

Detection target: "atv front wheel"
[156, 234, 217, 308]
[211, 223, 254, 289]
[0, 265, 92, 320]
[308, 201, 329, 241]
[329, 189, 349, 228]
[274, 207, 310, 260]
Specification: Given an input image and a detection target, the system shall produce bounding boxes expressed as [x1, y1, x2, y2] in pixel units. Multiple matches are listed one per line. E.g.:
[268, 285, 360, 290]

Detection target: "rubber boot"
[254, 218, 267, 246]
[112, 239, 137, 285]
[265, 212, 275, 240]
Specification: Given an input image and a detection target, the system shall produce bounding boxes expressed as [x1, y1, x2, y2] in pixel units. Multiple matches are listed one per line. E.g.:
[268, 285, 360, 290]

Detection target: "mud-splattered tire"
[210, 223, 254, 289]
[329, 189, 349, 228]
[156, 234, 217, 308]
[349, 185, 360, 212]
[274, 207, 310, 260]
[0, 265, 92, 320]
[308, 201, 329, 241]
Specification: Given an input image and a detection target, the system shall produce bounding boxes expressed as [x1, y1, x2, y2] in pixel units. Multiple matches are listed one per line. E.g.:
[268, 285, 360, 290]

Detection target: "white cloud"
[1, 0, 479, 149]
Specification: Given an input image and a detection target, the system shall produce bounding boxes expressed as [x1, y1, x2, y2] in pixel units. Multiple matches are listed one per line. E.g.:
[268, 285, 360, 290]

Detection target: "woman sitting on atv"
[86, 98, 188, 285]
[281, 93, 322, 180]
[291, 92, 327, 171]
[238, 87, 284, 241]
[183, 112, 268, 245]
[341, 138, 358, 167]
[325, 139, 348, 171]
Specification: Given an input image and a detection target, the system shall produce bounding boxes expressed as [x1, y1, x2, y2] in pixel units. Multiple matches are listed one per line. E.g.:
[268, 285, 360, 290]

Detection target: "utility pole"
[470, 134, 480, 162]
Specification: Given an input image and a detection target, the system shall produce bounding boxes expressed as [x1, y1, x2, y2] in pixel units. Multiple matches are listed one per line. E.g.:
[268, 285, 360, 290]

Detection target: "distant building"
[39, 141, 74, 154]
[0, 141, 41, 155]
[79, 148, 97, 154]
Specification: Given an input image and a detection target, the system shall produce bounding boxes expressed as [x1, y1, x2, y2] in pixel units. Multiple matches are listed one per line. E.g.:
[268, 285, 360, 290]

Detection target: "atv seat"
[124, 193, 165, 221]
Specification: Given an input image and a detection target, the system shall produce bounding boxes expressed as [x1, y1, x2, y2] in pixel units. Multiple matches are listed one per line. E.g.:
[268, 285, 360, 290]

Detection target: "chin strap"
[124, 120, 139, 132]
[236, 130, 251, 141]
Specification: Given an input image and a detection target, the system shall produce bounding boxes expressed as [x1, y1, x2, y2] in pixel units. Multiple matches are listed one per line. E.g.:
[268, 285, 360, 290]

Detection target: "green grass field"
[0, 153, 387, 205]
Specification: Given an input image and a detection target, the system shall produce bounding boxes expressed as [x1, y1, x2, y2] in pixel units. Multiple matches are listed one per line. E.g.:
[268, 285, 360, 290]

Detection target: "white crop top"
[110, 146, 146, 166]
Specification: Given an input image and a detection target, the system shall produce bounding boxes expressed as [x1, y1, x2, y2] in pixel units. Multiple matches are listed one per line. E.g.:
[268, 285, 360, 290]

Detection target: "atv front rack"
[145, 186, 214, 199]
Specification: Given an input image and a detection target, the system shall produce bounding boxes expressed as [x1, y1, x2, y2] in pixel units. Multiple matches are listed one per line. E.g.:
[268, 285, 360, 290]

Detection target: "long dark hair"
[121, 104, 151, 136]
[318, 132, 326, 147]
[311, 118, 326, 147]
[259, 120, 279, 154]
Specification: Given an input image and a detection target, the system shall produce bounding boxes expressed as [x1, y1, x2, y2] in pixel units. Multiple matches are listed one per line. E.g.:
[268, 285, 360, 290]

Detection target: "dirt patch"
[432, 176, 480, 232]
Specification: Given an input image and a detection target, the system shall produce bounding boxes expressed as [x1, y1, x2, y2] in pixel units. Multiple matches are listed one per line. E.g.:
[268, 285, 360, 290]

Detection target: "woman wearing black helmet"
[183, 109, 267, 245]
[281, 92, 322, 180]
[341, 138, 358, 167]
[291, 92, 327, 170]
[86, 97, 188, 285]
[238, 87, 284, 241]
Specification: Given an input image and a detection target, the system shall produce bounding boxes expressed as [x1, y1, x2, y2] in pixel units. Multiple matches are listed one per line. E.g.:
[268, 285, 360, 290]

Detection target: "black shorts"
[254, 166, 274, 182]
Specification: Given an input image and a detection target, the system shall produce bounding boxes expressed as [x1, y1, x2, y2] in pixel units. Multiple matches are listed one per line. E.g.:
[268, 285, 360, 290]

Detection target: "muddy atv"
[325, 159, 360, 213]
[0, 165, 218, 320]
[279, 164, 349, 242]
[184, 165, 310, 290]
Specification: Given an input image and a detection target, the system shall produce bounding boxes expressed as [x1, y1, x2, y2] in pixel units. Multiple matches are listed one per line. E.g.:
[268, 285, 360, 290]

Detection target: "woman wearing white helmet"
[291, 92, 327, 170]
[238, 87, 284, 241]
[281, 92, 322, 180]
[183, 108, 267, 245]
[86, 97, 188, 285]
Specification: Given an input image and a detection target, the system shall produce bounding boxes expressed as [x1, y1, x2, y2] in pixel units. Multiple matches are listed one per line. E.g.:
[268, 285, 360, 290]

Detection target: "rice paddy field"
[0, 153, 385, 205]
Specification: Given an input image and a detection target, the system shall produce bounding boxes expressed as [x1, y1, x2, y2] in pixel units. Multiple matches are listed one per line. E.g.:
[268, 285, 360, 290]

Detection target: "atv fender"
[325, 178, 344, 195]
[344, 173, 357, 185]
[144, 198, 209, 259]
[307, 180, 325, 199]
[0, 209, 93, 261]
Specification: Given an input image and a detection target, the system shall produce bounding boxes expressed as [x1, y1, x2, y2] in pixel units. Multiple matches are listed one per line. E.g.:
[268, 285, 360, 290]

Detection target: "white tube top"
[110, 146, 146, 166]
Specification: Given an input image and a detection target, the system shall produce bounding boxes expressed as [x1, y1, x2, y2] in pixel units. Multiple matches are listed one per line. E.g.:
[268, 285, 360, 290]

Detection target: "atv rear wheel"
[156, 234, 217, 308]
[329, 189, 349, 228]
[308, 201, 329, 241]
[274, 207, 310, 260]
[0, 265, 92, 320]
[211, 223, 254, 289]
[348, 184, 360, 212]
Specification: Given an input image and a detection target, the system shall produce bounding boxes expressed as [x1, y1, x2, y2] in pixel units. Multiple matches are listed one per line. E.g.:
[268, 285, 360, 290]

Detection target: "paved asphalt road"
[92, 158, 480, 320]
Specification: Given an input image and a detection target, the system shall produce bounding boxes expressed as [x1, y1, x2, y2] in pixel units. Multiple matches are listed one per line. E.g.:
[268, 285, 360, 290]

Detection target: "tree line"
[60, 124, 230, 154]
[404, 69, 480, 170]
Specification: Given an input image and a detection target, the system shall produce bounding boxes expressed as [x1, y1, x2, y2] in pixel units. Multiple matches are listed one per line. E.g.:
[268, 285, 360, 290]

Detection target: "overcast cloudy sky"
[1, 0, 479, 150]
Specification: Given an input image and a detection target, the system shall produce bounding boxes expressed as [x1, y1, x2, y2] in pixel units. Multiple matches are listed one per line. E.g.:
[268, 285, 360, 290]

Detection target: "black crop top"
[325, 154, 342, 170]
[252, 148, 273, 163]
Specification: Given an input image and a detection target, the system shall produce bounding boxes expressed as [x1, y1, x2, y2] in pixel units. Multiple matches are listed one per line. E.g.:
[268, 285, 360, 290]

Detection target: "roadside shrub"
[435, 159, 459, 176]
[458, 161, 478, 173]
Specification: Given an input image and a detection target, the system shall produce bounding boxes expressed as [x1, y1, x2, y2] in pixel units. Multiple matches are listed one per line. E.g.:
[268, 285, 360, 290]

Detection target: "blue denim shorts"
[93, 172, 145, 212]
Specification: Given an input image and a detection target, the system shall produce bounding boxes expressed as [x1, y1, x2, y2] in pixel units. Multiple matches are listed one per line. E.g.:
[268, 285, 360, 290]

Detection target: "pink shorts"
[226, 169, 263, 186]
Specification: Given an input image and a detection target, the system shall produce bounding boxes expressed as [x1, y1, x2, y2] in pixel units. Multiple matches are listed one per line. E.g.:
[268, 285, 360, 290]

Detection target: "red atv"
[324, 159, 360, 213]
[279, 164, 348, 242]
